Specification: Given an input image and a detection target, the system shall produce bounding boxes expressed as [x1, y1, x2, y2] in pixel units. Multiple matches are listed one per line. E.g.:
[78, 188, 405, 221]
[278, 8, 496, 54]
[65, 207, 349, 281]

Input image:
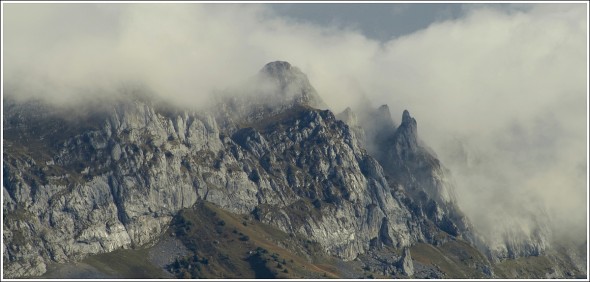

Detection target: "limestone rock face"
[399, 248, 414, 276]
[336, 104, 557, 265]
[337, 105, 474, 245]
[2, 62, 573, 278]
[3, 80, 413, 277]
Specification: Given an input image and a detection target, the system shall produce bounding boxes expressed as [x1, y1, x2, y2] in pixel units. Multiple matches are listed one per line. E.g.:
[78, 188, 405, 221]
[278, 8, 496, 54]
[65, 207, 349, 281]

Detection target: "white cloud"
[365, 4, 587, 245]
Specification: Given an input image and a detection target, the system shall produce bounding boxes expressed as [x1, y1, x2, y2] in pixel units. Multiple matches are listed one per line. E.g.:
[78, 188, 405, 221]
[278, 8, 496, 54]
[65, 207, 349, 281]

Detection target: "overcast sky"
[270, 3, 464, 41]
[2, 2, 588, 246]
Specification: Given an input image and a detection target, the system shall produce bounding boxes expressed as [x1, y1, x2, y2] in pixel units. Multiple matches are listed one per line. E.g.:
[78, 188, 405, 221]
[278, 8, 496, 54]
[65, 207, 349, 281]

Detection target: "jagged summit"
[379, 104, 392, 113]
[254, 61, 327, 110]
[394, 109, 418, 152]
[258, 61, 305, 87]
[401, 110, 412, 124]
[260, 61, 295, 76]
[4, 61, 582, 280]
[337, 107, 357, 126]
[376, 105, 396, 129]
[399, 109, 417, 133]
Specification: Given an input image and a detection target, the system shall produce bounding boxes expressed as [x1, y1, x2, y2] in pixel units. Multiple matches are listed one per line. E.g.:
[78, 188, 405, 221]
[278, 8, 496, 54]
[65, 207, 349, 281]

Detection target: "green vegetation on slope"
[32, 200, 586, 279]
[166, 200, 346, 279]
[82, 247, 170, 278]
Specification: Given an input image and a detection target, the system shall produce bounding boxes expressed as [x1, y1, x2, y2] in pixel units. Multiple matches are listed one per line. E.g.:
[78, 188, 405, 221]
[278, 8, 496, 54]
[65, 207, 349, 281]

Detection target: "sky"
[269, 3, 465, 42]
[2, 2, 588, 247]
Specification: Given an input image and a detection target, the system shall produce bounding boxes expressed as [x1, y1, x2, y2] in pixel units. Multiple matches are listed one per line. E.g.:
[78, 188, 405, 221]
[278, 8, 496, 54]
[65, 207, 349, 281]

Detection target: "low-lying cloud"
[3, 3, 587, 246]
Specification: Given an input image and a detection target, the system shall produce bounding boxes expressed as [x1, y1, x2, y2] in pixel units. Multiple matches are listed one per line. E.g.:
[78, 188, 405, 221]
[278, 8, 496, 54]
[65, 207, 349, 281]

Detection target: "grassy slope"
[81, 247, 171, 278]
[411, 238, 587, 279]
[411, 240, 489, 279]
[167, 200, 348, 279]
[493, 248, 587, 279]
[32, 200, 586, 279]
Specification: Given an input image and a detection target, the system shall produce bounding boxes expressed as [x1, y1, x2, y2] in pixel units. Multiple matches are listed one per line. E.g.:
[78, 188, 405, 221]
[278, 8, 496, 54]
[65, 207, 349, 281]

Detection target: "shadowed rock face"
[398, 110, 418, 150]
[2, 61, 579, 279]
[337, 104, 471, 241]
[336, 101, 555, 262]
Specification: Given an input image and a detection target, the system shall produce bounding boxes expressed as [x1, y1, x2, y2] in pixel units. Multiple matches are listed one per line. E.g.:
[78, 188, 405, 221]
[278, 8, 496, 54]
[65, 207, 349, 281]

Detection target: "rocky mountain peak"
[379, 104, 392, 115]
[3, 61, 583, 280]
[260, 61, 294, 76]
[336, 107, 358, 126]
[401, 109, 415, 126]
[398, 109, 418, 144]
[258, 61, 306, 90]
[376, 105, 397, 129]
[257, 61, 327, 109]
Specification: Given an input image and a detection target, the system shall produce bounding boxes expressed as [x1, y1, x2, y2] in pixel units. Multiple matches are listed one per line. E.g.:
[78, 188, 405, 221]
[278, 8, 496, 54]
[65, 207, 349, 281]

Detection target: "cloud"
[3, 3, 377, 110]
[3, 3, 587, 246]
[365, 4, 587, 246]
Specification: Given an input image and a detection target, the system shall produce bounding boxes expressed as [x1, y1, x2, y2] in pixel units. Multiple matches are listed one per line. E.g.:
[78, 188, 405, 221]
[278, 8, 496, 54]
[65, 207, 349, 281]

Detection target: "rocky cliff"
[2, 61, 586, 278]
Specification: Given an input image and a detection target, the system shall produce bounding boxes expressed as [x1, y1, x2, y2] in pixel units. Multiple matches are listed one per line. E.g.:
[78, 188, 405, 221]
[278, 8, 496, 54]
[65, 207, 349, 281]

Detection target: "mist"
[3, 3, 587, 246]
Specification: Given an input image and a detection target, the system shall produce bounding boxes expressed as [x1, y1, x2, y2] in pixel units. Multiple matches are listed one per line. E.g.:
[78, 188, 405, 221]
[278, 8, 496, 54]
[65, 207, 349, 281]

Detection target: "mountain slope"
[2, 61, 586, 279]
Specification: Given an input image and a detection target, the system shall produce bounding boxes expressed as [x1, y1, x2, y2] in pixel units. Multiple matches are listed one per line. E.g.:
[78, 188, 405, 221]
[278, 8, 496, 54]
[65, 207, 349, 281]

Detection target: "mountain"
[2, 61, 586, 279]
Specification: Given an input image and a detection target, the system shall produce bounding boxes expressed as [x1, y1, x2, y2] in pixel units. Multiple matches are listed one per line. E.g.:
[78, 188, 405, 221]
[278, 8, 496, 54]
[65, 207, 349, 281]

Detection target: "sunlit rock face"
[2, 61, 575, 278]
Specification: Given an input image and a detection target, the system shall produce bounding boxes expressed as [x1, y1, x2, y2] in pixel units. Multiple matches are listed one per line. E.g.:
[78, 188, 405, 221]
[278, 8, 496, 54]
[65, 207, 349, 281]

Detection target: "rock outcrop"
[3, 62, 412, 277]
[399, 248, 414, 276]
[2, 61, 584, 279]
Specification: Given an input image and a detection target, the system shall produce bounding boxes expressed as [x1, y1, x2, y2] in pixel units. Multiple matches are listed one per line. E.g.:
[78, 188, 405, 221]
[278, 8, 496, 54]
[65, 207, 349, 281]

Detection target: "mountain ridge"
[2, 61, 586, 279]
